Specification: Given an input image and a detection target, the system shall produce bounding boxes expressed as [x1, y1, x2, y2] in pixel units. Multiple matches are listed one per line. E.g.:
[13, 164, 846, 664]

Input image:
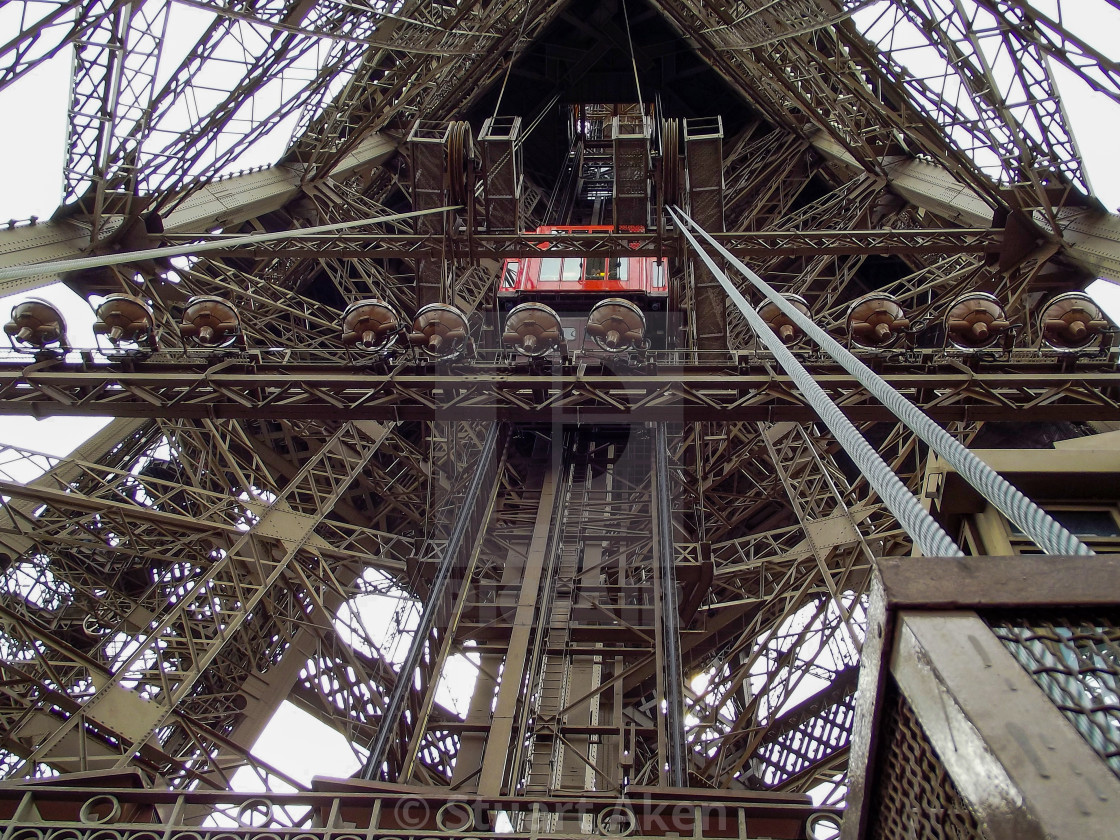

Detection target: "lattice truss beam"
[0, 413, 483, 788]
[651, 0, 1117, 220]
[1, 0, 1119, 817]
[0, 129, 1104, 802]
[0, 0, 569, 227]
[0, 111, 1101, 798]
[3, 2, 1113, 223]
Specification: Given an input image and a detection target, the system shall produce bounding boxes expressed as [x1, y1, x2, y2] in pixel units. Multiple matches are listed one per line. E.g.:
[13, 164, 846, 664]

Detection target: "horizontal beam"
[812, 132, 1120, 281]
[874, 554, 1120, 609]
[1, 358, 1116, 423]
[158, 228, 998, 261]
[0, 781, 826, 834]
[0, 133, 397, 296]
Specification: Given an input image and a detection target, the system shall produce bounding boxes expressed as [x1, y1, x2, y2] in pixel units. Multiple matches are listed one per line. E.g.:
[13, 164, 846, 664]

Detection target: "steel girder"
[0, 357, 1115, 423]
[2, 0, 1120, 824]
[147, 227, 998, 263]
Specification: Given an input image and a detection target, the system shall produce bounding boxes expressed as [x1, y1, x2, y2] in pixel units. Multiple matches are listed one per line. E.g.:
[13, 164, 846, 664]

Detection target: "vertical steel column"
[478, 449, 568, 796]
[683, 117, 727, 354]
[408, 121, 455, 308]
[480, 116, 522, 233]
[612, 112, 651, 228]
[361, 422, 504, 780]
[653, 423, 686, 786]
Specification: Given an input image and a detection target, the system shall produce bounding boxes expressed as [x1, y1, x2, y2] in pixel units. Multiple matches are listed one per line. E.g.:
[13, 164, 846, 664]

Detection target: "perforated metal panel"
[868, 688, 988, 840]
[987, 612, 1120, 780]
[480, 116, 521, 232]
[612, 116, 650, 228]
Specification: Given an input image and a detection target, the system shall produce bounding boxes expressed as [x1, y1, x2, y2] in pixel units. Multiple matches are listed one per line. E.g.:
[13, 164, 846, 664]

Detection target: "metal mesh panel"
[755, 690, 855, 787]
[686, 143, 723, 225]
[987, 612, 1120, 780]
[868, 687, 988, 840]
[481, 117, 520, 233]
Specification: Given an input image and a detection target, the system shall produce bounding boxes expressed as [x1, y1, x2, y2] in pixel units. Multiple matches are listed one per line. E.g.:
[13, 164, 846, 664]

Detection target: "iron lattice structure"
[1, 0, 1120, 834]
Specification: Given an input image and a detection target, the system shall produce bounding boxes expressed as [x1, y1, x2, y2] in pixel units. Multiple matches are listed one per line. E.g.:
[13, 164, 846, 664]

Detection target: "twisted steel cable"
[672, 208, 963, 557]
[671, 205, 1092, 557]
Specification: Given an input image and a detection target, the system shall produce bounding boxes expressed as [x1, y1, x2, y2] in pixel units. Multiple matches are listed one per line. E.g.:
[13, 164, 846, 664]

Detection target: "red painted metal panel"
[500, 226, 667, 298]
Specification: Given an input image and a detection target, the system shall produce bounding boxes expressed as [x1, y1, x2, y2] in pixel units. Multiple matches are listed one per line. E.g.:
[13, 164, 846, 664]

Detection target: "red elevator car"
[498, 225, 669, 355]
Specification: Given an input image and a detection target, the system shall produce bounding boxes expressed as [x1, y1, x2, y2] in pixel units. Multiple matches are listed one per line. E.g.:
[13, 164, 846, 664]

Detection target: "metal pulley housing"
[846, 293, 909, 349]
[945, 292, 1009, 349]
[502, 302, 565, 357]
[179, 296, 243, 347]
[93, 294, 157, 350]
[341, 299, 402, 351]
[757, 294, 811, 345]
[585, 298, 647, 352]
[1039, 292, 1111, 350]
[409, 303, 470, 358]
[4, 299, 68, 351]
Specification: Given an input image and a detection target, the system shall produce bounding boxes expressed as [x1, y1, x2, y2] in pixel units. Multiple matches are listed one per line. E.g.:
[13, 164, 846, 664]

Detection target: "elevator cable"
[652, 423, 687, 786]
[489, 0, 532, 125]
[670, 205, 1093, 557]
[0, 206, 458, 285]
[670, 208, 963, 557]
[621, 0, 655, 176]
[360, 422, 503, 781]
[621, 0, 645, 112]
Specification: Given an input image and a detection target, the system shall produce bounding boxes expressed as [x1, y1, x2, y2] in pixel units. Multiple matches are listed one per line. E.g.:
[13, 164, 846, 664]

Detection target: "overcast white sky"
[1, 0, 1119, 793]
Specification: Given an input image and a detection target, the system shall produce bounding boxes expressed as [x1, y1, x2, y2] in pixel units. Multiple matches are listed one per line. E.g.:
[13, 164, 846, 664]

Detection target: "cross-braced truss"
[1, 0, 1119, 834]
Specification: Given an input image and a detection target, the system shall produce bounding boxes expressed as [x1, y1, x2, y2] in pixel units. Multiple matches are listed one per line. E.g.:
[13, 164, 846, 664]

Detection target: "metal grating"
[755, 687, 855, 788]
[868, 687, 988, 840]
[685, 140, 724, 228]
[987, 612, 1120, 780]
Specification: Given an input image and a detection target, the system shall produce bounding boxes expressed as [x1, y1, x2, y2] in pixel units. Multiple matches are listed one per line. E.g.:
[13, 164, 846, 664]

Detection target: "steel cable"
[0, 206, 460, 286]
[360, 422, 503, 780]
[652, 423, 687, 785]
[671, 205, 1093, 557]
[671, 208, 963, 557]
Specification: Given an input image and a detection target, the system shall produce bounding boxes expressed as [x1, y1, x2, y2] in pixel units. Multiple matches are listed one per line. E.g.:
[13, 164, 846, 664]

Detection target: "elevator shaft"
[452, 426, 687, 805]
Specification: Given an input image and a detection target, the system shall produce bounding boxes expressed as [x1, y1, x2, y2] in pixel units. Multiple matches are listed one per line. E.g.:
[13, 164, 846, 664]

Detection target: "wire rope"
[490, 0, 533, 124]
[671, 205, 1093, 557]
[360, 422, 503, 780]
[670, 207, 963, 557]
[0, 206, 460, 285]
[621, 0, 645, 108]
